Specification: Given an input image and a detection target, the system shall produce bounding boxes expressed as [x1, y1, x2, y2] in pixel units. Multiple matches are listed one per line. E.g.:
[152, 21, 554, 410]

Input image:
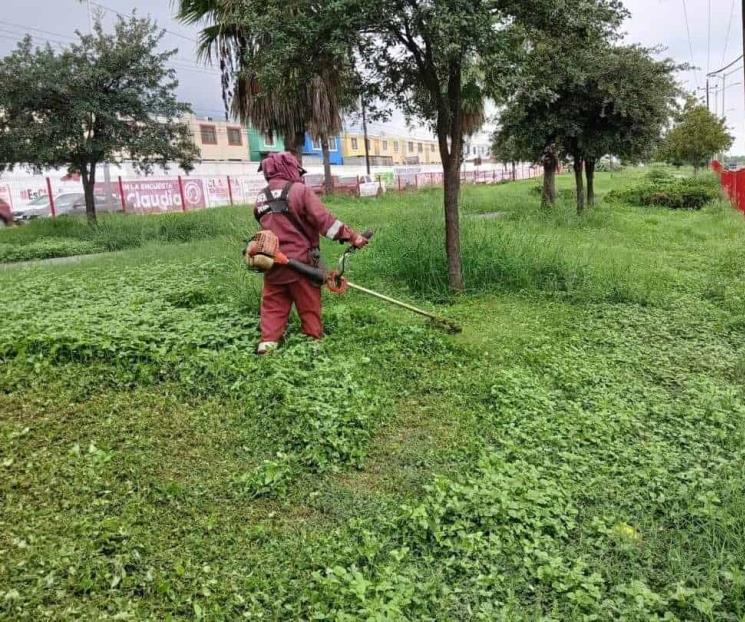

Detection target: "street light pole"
[722, 73, 726, 118]
[361, 97, 371, 176]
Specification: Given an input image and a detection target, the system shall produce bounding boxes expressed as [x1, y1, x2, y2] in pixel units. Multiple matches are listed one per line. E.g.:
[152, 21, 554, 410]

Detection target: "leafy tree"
[0, 15, 198, 224]
[494, 39, 678, 214]
[659, 99, 733, 173]
[342, 0, 628, 290]
[568, 45, 679, 209]
[492, 106, 559, 210]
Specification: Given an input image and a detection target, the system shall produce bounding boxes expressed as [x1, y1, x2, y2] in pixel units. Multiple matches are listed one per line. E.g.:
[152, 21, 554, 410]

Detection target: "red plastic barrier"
[712, 160, 745, 213]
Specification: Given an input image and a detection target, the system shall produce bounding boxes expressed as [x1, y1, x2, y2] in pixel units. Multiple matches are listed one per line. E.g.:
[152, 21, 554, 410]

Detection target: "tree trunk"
[585, 158, 596, 207]
[443, 156, 464, 292]
[81, 164, 97, 225]
[542, 162, 557, 208]
[573, 157, 585, 215]
[321, 134, 333, 194]
[511, 161, 516, 181]
[541, 143, 558, 209]
[282, 130, 305, 165]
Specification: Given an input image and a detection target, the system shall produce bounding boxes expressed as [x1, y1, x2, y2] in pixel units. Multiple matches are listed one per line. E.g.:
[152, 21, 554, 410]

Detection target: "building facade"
[247, 128, 285, 161]
[341, 128, 442, 167]
[301, 134, 344, 165]
[463, 135, 494, 162]
[187, 115, 251, 162]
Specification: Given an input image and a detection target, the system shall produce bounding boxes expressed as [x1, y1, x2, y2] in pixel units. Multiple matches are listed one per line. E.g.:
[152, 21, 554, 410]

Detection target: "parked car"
[358, 175, 386, 197]
[13, 192, 123, 222]
[0, 198, 12, 227]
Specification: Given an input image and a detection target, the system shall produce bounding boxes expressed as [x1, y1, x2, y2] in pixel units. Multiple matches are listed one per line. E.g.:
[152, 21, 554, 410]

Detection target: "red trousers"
[260, 278, 323, 342]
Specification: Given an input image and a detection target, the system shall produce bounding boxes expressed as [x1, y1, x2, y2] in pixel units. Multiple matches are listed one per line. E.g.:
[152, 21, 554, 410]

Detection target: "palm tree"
[174, 0, 351, 184]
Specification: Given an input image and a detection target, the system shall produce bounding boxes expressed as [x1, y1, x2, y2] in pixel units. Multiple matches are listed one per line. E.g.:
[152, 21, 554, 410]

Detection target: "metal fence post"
[177, 176, 187, 212]
[46, 177, 56, 218]
[117, 176, 127, 213]
[227, 175, 234, 206]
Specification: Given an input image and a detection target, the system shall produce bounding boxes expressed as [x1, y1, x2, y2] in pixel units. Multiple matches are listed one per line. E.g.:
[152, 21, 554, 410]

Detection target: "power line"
[708, 54, 744, 75]
[90, 1, 199, 45]
[681, 0, 699, 89]
[721, 0, 737, 67]
[0, 20, 76, 42]
[0, 27, 69, 47]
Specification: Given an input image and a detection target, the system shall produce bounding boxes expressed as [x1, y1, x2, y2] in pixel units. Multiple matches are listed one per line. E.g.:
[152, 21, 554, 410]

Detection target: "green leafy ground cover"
[2, 169, 745, 620]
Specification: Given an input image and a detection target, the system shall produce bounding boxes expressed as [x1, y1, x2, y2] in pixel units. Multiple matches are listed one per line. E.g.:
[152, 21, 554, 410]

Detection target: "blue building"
[302, 133, 344, 165]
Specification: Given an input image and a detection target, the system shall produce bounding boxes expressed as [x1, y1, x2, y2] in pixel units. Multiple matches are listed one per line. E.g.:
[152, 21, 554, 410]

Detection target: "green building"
[247, 127, 284, 162]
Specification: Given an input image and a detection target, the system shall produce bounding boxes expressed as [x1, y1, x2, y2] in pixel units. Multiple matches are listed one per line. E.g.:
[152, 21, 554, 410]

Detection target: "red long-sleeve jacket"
[254, 178, 358, 285]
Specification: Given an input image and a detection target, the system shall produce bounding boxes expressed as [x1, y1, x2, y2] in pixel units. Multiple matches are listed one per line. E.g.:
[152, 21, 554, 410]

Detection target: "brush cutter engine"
[244, 230, 281, 272]
[243, 229, 327, 284]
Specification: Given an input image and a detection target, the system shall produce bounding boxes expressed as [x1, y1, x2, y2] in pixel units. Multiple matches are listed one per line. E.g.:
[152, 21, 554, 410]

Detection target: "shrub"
[607, 174, 720, 210]
[0, 238, 104, 263]
[644, 167, 674, 183]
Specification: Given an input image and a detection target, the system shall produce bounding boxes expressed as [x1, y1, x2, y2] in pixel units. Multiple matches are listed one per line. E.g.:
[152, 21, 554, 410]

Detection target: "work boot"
[256, 341, 279, 355]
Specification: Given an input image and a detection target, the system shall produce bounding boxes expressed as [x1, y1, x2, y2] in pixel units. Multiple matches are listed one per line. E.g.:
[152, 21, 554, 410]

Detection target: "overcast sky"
[1, 0, 742, 153]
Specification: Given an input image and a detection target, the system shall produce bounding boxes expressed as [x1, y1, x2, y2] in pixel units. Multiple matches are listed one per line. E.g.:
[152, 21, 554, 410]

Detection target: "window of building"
[382, 140, 388, 151]
[418, 143, 423, 153]
[394, 142, 399, 152]
[408, 141, 414, 152]
[263, 134, 275, 147]
[227, 127, 242, 146]
[312, 137, 338, 151]
[351, 137, 359, 150]
[200, 125, 217, 145]
[431, 143, 435, 152]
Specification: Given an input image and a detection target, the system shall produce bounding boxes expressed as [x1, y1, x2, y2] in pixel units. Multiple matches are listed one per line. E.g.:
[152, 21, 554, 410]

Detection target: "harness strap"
[255, 181, 316, 251]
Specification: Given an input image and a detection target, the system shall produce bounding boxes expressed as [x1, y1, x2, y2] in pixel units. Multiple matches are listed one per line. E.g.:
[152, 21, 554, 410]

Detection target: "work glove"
[350, 234, 369, 249]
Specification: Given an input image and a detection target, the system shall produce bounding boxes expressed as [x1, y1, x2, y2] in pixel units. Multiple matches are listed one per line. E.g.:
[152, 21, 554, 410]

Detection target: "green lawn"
[2, 169, 745, 620]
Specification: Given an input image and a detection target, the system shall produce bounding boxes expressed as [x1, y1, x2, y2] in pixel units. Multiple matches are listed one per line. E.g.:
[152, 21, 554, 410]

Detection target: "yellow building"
[341, 130, 441, 166]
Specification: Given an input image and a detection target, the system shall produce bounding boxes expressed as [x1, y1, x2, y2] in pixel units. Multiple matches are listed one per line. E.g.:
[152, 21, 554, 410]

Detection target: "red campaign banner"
[121, 179, 206, 212]
[206, 177, 231, 206]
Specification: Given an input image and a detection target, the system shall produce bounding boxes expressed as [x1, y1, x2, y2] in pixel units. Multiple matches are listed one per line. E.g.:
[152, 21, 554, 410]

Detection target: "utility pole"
[361, 97, 371, 176]
[742, 0, 745, 138]
[722, 72, 726, 118]
[706, 77, 710, 110]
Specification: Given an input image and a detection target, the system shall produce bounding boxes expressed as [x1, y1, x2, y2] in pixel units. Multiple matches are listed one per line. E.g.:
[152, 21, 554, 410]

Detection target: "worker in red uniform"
[254, 151, 368, 354]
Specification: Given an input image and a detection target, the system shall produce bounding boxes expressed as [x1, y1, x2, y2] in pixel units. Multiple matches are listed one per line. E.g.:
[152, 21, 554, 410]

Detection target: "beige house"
[186, 115, 250, 162]
[342, 128, 441, 166]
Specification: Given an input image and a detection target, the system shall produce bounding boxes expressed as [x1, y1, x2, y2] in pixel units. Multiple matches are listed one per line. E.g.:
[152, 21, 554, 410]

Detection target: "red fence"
[712, 160, 745, 213]
[1, 164, 539, 221]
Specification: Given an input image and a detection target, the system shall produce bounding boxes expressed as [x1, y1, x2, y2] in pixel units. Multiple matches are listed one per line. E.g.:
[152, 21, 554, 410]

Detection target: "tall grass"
[359, 208, 662, 304]
[0, 206, 254, 261]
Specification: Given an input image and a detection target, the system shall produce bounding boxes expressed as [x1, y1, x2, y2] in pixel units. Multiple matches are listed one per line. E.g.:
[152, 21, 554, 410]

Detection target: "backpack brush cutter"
[243, 229, 462, 334]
